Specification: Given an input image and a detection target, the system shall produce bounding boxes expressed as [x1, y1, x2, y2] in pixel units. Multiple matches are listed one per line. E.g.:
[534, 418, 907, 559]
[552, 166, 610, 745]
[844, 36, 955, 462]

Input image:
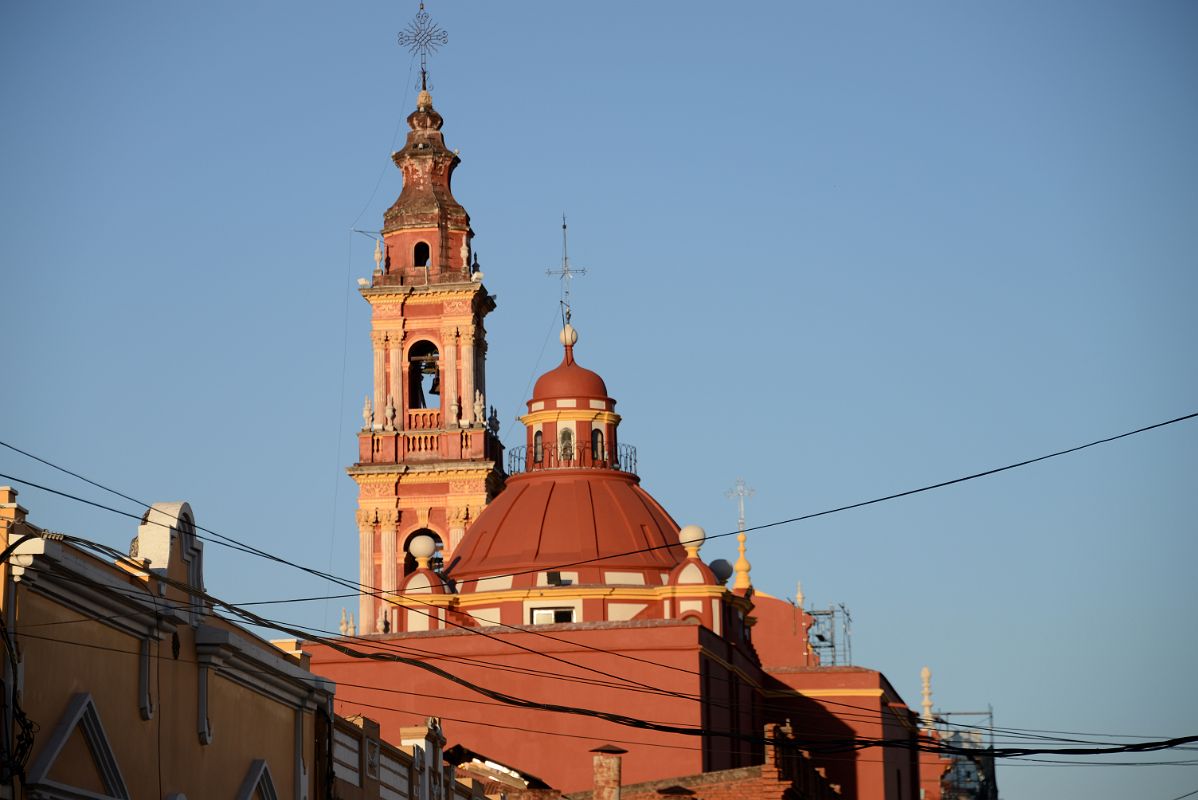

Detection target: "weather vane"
[397, 2, 448, 90]
[546, 215, 587, 324]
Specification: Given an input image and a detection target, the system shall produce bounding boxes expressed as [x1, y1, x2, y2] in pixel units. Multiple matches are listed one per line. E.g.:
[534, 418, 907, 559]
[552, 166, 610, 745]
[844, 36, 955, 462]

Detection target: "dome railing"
[507, 442, 637, 476]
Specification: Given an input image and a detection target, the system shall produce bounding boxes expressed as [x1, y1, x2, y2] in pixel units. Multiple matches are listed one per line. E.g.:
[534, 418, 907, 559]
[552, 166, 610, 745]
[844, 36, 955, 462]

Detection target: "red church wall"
[749, 592, 819, 669]
[305, 620, 764, 793]
[764, 667, 920, 800]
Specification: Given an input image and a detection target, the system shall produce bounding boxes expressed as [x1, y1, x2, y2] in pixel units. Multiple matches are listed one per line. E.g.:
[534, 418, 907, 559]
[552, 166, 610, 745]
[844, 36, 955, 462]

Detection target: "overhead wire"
[15, 536, 1198, 762]
[3, 411, 1197, 759]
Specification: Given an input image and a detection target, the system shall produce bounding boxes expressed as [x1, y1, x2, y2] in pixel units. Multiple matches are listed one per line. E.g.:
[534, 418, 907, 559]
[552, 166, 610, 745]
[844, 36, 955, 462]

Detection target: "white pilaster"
[357, 511, 374, 635]
[441, 328, 458, 426]
[371, 332, 386, 430]
[460, 330, 476, 426]
[388, 339, 403, 430]
[381, 510, 398, 598]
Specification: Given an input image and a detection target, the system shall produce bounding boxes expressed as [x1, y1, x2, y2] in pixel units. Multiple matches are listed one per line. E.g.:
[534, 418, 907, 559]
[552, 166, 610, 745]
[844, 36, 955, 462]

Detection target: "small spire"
[347, 611, 356, 637]
[373, 239, 383, 272]
[339, 608, 348, 636]
[725, 478, 754, 589]
[920, 666, 934, 725]
[733, 532, 752, 590]
[795, 580, 805, 609]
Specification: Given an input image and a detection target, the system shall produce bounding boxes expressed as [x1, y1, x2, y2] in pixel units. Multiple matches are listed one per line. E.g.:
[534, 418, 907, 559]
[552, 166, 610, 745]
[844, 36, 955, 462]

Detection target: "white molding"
[236, 759, 279, 800]
[26, 693, 130, 800]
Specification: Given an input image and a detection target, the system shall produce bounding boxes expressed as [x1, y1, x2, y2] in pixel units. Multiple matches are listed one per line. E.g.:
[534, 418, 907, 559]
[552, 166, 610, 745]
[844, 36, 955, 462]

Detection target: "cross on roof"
[397, 2, 448, 90]
[725, 479, 755, 533]
[546, 215, 587, 323]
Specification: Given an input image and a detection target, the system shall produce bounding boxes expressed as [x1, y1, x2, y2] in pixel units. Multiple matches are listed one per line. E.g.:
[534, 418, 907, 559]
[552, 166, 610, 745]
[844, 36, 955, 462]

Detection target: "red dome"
[449, 469, 685, 588]
[531, 347, 608, 401]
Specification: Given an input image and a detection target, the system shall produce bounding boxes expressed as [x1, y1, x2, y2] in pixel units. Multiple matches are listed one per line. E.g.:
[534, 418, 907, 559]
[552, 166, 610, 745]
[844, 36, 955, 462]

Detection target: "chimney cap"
[590, 744, 628, 755]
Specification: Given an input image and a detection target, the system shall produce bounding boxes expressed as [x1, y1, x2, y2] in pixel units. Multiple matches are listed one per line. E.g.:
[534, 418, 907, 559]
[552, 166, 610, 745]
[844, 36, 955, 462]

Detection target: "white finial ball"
[560, 324, 578, 346]
[408, 534, 436, 560]
[678, 524, 706, 549]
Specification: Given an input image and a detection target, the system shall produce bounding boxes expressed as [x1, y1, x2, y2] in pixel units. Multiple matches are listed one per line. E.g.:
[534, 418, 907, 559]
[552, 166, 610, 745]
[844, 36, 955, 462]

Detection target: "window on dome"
[531, 607, 575, 625]
[533, 431, 543, 463]
[560, 428, 574, 462]
[413, 241, 430, 267]
[591, 429, 605, 464]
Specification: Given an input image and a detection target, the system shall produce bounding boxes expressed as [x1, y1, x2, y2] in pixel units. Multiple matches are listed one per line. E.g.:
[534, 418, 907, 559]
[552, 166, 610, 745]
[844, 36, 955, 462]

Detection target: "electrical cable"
[3, 411, 1196, 759]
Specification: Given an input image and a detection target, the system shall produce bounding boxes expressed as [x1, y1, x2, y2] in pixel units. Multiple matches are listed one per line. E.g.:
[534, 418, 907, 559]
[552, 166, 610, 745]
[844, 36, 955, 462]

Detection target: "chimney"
[590, 744, 626, 800]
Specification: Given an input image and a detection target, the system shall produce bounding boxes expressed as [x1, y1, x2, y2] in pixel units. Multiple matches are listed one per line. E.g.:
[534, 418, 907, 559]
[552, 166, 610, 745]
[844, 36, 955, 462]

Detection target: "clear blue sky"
[2, 3, 1196, 798]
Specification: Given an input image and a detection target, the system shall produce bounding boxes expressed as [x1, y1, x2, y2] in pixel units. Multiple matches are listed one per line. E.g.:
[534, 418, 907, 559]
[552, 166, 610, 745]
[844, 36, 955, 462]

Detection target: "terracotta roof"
[449, 468, 685, 586]
[531, 345, 608, 401]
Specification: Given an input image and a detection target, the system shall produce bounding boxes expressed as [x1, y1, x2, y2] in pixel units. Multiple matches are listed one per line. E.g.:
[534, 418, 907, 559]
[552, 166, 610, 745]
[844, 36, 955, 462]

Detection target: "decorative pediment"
[27, 693, 130, 800]
[235, 759, 279, 800]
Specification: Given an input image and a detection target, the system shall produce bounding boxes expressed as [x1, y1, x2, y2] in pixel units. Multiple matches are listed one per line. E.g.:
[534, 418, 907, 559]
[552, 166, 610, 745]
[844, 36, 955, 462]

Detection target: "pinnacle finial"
[733, 532, 752, 589]
[920, 666, 934, 725]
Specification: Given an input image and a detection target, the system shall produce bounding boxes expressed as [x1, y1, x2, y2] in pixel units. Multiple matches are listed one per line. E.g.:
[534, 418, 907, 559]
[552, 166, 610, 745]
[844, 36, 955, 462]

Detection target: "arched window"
[533, 431, 543, 463]
[413, 241, 430, 268]
[591, 429, 605, 464]
[407, 340, 439, 410]
[560, 428, 574, 462]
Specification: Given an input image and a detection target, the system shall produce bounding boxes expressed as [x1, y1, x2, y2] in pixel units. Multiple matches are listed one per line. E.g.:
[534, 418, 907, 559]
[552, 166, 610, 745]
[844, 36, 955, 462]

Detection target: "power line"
[3, 411, 1196, 752]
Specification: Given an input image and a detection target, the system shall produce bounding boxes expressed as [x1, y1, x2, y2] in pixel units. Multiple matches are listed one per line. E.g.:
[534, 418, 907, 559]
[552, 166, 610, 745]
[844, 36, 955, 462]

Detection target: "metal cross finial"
[397, 2, 448, 90]
[725, 478, 755, 533]
[546, 214, 587, 323]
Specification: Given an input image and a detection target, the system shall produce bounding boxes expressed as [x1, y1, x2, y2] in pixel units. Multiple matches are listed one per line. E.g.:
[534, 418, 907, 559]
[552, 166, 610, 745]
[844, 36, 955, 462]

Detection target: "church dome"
[447, 468, 685, 589]
[449, 319, 686, 590]
[531, 324, 608, 402]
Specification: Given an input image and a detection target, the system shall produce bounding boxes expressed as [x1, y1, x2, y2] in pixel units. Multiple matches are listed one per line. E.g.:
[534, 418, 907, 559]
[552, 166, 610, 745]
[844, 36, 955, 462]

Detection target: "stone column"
[388, 335, 403, 430]
[447, 505, 467, 562]
[441, 327, 458, 426]
[357, 510, 374, 635]
[477, 339, 487, 398]
[371, 332, 386, 430]
[378, 512, 397, 632]
[381, 509, 398, 602]
[460, 327, 476, 426]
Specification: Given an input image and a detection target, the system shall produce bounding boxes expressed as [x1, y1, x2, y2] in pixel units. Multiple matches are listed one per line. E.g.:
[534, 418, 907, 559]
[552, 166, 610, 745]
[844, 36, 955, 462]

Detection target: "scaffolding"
[807, 603, 853, 666]
[935, 707, 999, 800]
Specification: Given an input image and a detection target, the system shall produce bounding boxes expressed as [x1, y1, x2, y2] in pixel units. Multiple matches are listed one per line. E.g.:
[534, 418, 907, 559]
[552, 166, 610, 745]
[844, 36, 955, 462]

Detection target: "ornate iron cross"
[725, 479, 755, 532]
[397, 2, 448, 88]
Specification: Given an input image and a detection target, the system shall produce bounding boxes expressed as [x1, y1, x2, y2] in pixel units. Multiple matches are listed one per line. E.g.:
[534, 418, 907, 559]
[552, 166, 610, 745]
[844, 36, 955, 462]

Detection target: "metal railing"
[506, 442, 637, 476]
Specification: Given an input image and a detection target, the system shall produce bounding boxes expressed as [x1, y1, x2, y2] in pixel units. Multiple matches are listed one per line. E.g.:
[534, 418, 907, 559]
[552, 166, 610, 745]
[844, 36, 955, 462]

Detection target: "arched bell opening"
[413, 241, 431, 268]
[407, 340, 440, 411]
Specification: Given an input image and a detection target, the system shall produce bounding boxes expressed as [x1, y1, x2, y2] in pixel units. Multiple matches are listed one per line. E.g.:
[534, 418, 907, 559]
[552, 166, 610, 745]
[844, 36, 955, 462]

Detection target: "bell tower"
[349, 74, 505, 634]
